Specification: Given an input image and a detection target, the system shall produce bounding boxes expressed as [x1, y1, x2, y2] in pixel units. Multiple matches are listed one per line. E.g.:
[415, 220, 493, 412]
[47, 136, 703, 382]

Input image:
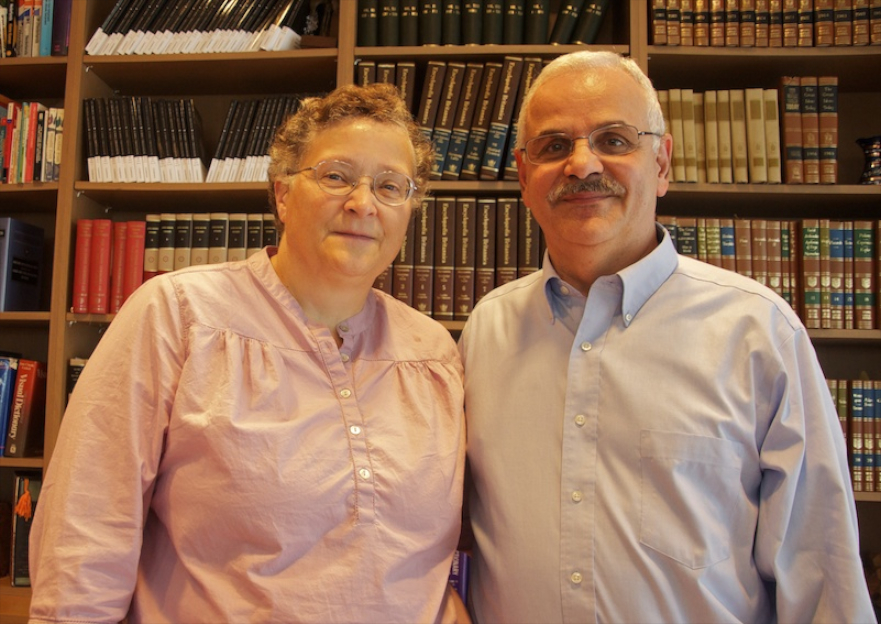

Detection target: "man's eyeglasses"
[521, 124, 663, 165]
[290, 160, 417, 207]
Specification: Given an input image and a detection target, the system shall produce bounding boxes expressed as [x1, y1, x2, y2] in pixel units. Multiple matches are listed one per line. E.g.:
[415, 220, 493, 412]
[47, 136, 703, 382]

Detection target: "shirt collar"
[541, 223, 678, 327]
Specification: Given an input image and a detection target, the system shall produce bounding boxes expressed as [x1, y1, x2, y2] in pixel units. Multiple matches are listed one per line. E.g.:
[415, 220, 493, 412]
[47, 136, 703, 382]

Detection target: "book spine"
[110, 220, 127, 313]
[853, 220, 875, 329]
[430, 62, 466, 180]
[87, 219, 112, 314]
[495, 197, 518, 287]
[357, 0, 378, 46]
[453, 196, 476, 320]
[208, 212, 229, 264]
[413, 197, 436, 315]
[0, 357, 20, 457]
[71, 225, 92, 310]
[549, 0, 586, 43]
[11, 471, 42, 585]
[122, 220, 146, 301]
[227, 213, 247, 262]
[480, 56, 524, 181]
[525, 0, 550, 43]
[818, 75, 838, 184]
[442, 62, 484, 180]
[801, 218, 821, 328]
[432, 196, 456, 321]
[517, 200, 541, 277]
[653, 0, 668, 44]
[745, 87, 768, 183]
[392, 212, 416, 306]
[474, 197, 496, 305]
[779, 76, 804, 183]
[482, 1, 503, 43]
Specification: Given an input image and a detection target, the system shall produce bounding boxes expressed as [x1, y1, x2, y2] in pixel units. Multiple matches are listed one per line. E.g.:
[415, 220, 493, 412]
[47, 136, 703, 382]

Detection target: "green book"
[462, 0, 483, 44]
[503, 0, 525, 43]
[480, 56, 525, 180]
[482, 1, 504, 43]
[549, 0, 586, 43]
[442, 0, 462, 44]
[571, 0, 610, 44]
[460, 62, 503, 180]
[378, 0, 400, 46]
[419, 0, 442, 44]
[442, 63, 486, 180]
[400, 0, 419, 45]
[524, 0, 551, 43]
[357, 0, 379, 46]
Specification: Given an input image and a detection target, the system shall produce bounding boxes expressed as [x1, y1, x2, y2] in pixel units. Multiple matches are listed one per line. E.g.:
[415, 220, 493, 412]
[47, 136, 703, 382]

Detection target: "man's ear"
[656, 133, 674, 198]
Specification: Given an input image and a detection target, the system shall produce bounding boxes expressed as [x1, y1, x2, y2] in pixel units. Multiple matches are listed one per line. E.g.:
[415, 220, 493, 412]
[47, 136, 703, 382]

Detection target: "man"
[459, 51, 875, 623]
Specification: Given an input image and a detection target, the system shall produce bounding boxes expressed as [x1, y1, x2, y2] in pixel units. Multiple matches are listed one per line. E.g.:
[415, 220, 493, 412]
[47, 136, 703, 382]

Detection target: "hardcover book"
[3, 358, 47, 458]
[0, 216, 44, 311]
[432, 196, 456, 321]
[11, 470, 42, 586]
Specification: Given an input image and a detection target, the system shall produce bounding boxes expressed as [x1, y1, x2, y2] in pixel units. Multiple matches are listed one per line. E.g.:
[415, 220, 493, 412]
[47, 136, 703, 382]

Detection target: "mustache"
[548, 176, 625, 203]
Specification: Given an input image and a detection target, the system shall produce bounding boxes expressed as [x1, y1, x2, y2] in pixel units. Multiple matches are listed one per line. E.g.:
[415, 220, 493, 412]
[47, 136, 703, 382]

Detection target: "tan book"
[725, 0, 741, 45]
[693, 92, 708, 182]
[797, 0, 815, 45]
[769, 0, 785, 44]
[710, 0, 727, 44]
[818, 76, 838, 184]
[783, 0, 799, 45]
[681, 0, 696, 44]
[681, 89, 699, 182]
[766, 219, 783, 297]
[734, 218, 753, 279]
[871, 0, 881, 43]
[853, 0, 870, 43]
[729, 89, 750, 183]
[745, 87, 768, 183]
[704, 90, 721, 183]
[668, 89, 688, 182]
[717, 89, 733, 183]
[763, 89, 783, 183]
[756, 0, 771, 44]
[653, 0, 669, 43]
[667, 0, 683, 44]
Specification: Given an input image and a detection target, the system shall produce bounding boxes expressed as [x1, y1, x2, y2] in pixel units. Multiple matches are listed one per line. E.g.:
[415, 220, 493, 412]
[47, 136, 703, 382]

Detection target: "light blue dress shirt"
[460, 225, 876, 624]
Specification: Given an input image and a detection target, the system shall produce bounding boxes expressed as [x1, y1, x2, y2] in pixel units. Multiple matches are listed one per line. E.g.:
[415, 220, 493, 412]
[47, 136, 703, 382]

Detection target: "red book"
[110, 221, 127, 313]
[3, 359, 47, 458]
[88, 219, 112, 314]
[123, 221, 146, 302]
[71, 219, 93, 314]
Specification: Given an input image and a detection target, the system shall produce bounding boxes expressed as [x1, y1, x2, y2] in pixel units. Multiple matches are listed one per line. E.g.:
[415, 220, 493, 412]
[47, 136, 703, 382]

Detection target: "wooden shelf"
[0, 56, 68, 100]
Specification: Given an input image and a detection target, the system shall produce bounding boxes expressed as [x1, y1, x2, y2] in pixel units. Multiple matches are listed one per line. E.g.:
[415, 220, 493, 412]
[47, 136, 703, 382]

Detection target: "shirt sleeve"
[29, 276, 186, 624]
[754, 326, 876, 623]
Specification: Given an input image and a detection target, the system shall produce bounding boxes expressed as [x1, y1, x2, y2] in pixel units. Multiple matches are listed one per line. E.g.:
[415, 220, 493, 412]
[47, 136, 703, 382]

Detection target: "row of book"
[0, 470, 41, 586]
[83, 97, 206, 184]
[362, 56, 542, 182]
[84, 0, 328, 56]
[660, 216, 881, 330]
[71, 214, 280, 315]
[0, 355, 46, 459]
[207, 95, 305, 183]
[0, 217, 44, 312]
[660, 76, 838, 186]
[1, 96, 64, 184]
[831, 377, 881, 493]
[1, 0, 72, 57]
[652, 0, 881, 47]
[357, 0, 611, 47]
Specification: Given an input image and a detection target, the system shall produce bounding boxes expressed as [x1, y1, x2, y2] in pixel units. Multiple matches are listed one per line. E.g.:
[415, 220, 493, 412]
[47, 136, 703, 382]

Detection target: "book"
[433, 196, 456, 321]
[398, 0, 419, 45]
[716, 89, 733, 183]
[756, 0, 771, 44]
[453, 196, 477, 320]
[703, 90, 720, 183]
[442, 0, 461, 44]
[88, 219, 112, 314]
[503, 56, 542, 180]
[420, 0, 442, 45]
[460, 61, 502, 180]
[525, 0, 551, 43]
[378, 0, 399, 46]
[725, 0, 740, 45]
[0, 217, 44, 311]
[853, 220, 875, 330]
[834, 0, 853, 43]
[817, 75, 838, 184]
[474, 197, 496, 305]
[518, 199, 541, 277]
[190, 213, 211, 266]
[0, 355, 19, 456]
[11, 470, 41, 586]
[695, 0, 711, 43]
[357, 0, 378, 46]
[693, 92, 707, 182]
[246, 213, 264, 258]
[653, 0, 668, 43]
[744, 87, 768, 183]
[142, 213, 160, 281]
[227, 213, 247, 262]
[122, 220, 145, 302]
[495, 197, 518, 287]
[779, 76, 804, 183]
[480, 56, 524, 181]
[208, 212, 229, 264]
[802, 218, 821, 328]
[815, 0, 835, 43]
[392, 212, 416, 306]
[667, 0, 683, 45]
[503, 0, 525, 44]
[709, 0, 726, 44]
[681, 88, 698, 182]
[157, 212, 175, 274]
[729, 89, 749, 183]
[799, 75, 820, 184]
[734, 218, 752, 279]
[415, 60, 447, 143]
[741, 0, 758, 44]
[828, 219, 845, 328]
[449, 550, 471, 607]
[3, 358, 46, 457]
[414, 197, 435, 315]
[762, 88, 783, 183]
[71, 218, 92, 313]
[110, 221, 127, 312]
[172, 213, 192, 270]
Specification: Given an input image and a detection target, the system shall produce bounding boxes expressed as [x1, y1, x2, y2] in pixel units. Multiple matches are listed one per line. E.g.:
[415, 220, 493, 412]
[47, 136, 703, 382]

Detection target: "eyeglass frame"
[520, 123, 664, 165]
[288, 160, 418, 207]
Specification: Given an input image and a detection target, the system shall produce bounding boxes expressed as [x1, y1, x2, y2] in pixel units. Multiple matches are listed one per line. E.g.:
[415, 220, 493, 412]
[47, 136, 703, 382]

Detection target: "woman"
[29, 83, 466, 624]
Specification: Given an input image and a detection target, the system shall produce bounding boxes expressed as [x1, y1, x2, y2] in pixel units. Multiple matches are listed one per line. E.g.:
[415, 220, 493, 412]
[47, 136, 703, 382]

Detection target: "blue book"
[479, 56, 524, 180]
[828, 221, 844, 328]
[448, 550, 470, 606]
[720, 220, 736, 267]
[40, 0, 55, 56]
[0, 356, 19, 456]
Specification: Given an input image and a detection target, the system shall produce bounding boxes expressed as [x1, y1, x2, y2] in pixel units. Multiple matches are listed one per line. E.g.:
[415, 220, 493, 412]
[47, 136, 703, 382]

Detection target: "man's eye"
[542, 139, 570, 154]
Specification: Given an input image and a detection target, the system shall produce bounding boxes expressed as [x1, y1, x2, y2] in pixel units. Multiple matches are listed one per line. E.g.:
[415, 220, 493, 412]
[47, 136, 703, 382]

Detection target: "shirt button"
[571, 490, 583, 503]
[574, 414, 586, 427]
[340, 353, 350, 362]
[560, 286, 570, 296]
[580, 341, 592, 352]
[625, 313, 633, 322]
[339, 323, 349, 332]
[349, 425, 362, 435]
[570, 571, 583, 584]
[340, 388, 352, 398]
[358, 467, 371, 480]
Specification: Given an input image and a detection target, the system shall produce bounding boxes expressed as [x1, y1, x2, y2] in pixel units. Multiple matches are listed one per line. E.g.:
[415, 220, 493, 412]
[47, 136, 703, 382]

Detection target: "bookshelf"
[0, 1, 879, 620]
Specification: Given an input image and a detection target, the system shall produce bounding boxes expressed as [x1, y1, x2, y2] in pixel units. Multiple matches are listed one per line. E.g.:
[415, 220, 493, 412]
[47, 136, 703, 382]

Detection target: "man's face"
[516, 68, 672, 279]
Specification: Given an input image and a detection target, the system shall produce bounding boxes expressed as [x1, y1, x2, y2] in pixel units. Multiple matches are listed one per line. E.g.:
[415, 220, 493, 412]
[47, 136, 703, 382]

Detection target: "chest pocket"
[639, 429, 745, 569]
